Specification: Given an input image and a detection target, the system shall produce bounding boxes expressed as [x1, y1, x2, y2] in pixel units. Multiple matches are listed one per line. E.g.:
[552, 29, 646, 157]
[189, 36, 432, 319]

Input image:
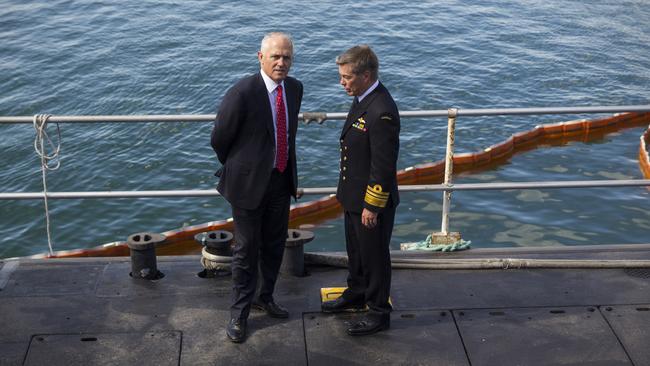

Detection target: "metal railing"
[1, 179, 650, 201]
[1, 105, 650, 202]
[2, 105, 650, 254]
[2, 105, 650, 124]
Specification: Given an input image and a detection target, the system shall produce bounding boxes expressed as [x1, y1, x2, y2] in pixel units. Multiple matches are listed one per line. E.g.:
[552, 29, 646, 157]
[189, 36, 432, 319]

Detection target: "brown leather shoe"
[347, 314, 390, 336]
[321, 297, 366, 313]
[226, 318, 247, 343]
[253, 300, 289, 318]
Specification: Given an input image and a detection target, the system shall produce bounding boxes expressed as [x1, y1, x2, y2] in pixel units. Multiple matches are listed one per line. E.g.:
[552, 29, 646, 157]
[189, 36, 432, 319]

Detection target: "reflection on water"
[515, 190, 550, 203]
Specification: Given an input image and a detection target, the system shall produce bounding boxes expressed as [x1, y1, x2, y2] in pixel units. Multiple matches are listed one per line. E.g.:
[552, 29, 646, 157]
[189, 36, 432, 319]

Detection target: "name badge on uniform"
[352, 117, 367, 132]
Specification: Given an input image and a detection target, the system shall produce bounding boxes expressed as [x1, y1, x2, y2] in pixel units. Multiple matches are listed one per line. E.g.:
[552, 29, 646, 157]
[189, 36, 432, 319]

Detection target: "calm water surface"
[1, 0, 649, 257]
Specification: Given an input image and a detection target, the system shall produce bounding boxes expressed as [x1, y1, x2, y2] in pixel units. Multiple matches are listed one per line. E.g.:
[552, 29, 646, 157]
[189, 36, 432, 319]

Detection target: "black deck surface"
[2, 245, 650, 365]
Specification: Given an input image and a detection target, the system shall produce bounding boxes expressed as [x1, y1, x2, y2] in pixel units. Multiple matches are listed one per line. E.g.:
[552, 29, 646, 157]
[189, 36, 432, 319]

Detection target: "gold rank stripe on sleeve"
[364, 184, 389, 208]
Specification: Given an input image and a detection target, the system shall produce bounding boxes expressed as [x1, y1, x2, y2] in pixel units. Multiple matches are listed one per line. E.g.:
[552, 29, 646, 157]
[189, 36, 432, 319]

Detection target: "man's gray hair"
[260, 32, 294, 52]
[336, 45, 379, 80]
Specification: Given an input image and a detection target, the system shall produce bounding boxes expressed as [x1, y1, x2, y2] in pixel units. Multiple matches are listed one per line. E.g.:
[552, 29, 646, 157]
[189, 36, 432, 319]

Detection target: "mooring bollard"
[281, 229, 315, 277]
[195, 230, 233, 256]
[194, 230, 234, 278]
[126, 232, 165, 280]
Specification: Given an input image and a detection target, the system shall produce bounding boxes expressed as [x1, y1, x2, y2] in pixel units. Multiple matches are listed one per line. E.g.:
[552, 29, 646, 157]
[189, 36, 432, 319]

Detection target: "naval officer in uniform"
[211, 32, 303, 343]
[321, 45, 400, 336]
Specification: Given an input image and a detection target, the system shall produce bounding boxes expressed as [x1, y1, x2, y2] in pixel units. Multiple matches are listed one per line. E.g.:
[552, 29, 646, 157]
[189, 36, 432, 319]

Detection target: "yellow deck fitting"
[320, 287, 391, 306]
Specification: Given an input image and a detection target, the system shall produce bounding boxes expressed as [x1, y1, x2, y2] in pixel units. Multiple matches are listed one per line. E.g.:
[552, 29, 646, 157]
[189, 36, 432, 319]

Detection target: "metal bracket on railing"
[302, 112, 327, 124]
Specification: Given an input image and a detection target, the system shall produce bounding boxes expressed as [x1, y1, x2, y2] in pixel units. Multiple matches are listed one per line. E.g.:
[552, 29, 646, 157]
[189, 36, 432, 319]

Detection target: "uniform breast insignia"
[364, 184, 389, 208]
[352, 117, 367, 131]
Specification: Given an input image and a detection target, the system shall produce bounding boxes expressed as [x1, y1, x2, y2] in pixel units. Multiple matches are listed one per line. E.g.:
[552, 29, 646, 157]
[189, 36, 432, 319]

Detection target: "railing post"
[440, 108, 457, 234]
[425, 108, 462, 246]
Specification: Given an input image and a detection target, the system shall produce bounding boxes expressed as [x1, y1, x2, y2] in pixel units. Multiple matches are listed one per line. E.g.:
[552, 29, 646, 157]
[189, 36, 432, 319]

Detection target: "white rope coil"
[200, 246, 232, 271]
[33, 114, 61, 256]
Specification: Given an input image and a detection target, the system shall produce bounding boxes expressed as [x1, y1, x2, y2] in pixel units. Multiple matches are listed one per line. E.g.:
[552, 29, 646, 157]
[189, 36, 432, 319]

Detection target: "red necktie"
[275, 84, 288, 173]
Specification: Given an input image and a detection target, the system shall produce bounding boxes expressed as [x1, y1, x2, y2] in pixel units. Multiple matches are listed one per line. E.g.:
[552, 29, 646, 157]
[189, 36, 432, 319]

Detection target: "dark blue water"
[1, 0, 649, 258]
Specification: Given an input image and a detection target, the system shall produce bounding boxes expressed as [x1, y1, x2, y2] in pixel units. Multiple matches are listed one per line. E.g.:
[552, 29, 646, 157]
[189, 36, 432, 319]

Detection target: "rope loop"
[32, 114, 61, 171]
[33, 114, 61, 256]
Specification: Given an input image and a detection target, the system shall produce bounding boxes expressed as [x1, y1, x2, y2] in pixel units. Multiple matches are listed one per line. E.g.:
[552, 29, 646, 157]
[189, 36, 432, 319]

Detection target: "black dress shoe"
[321, 297, 366, 313]
[347, 314, 390, 336]
[253, 300, 289, 318]
[226, 318, 247, 343]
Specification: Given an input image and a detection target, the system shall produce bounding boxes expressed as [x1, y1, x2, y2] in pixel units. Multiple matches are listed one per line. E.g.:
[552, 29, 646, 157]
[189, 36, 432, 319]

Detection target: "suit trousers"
[341, 207, 395, 315]
[230, 169, 291, 320]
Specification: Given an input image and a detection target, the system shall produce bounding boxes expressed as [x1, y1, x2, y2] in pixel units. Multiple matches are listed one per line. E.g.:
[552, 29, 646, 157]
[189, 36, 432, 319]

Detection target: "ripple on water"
[1, 0, 650, 257]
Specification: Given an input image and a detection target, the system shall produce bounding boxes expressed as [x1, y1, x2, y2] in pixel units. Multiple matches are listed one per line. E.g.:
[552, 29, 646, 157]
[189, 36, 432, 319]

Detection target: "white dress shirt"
[358, 79, 379, 102]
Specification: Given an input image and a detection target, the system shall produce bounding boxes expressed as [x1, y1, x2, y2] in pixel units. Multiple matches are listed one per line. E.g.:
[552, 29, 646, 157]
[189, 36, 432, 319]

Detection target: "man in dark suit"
[211, 32, 303, 343]
[321, 45, 400, 336]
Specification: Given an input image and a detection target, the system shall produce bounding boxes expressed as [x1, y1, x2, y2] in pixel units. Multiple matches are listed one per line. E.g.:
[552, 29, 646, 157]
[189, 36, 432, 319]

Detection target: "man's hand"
[361, 208, 378, 229]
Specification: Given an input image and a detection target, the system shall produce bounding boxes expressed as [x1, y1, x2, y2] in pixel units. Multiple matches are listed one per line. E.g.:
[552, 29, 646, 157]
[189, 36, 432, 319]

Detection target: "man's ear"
[363, 70, 371, 83]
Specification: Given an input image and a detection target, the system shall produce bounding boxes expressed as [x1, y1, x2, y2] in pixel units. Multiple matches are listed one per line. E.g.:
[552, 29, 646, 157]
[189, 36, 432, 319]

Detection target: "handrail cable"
[1, 105, 650, 124]
[1, 179, 650, 200]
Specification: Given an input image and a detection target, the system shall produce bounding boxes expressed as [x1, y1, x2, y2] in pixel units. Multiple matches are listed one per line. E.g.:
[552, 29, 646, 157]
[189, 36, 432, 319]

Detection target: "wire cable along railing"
[2, 105, 650, 258]
[2, 105, 650, 124]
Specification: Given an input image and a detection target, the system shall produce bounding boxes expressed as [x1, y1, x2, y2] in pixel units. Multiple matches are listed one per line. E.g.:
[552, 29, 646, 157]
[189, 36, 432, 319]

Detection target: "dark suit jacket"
[211, 73, 303, 210]
[337, 82, 400, 213]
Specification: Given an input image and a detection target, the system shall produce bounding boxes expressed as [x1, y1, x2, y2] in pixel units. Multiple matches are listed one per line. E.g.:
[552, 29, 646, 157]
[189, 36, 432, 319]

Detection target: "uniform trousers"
[230, 168, 291, 320]
[341, 206, 395, 315]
